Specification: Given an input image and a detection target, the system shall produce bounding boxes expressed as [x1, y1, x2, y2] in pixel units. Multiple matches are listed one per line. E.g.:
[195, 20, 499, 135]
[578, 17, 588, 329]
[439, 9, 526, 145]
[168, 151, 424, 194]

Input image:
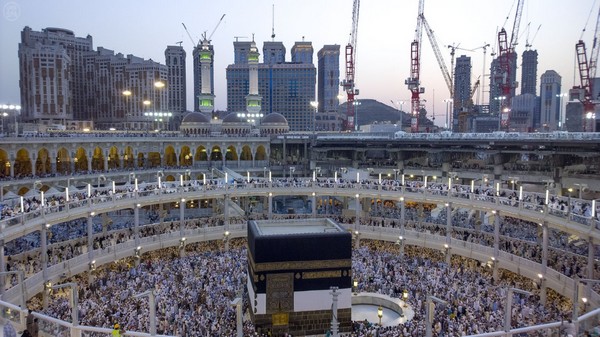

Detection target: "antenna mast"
[271, 4, 276, 41]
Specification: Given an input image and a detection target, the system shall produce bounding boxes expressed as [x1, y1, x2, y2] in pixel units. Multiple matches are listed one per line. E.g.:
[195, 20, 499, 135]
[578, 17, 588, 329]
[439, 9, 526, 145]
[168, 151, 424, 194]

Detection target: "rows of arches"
[0, 145, 268, 178]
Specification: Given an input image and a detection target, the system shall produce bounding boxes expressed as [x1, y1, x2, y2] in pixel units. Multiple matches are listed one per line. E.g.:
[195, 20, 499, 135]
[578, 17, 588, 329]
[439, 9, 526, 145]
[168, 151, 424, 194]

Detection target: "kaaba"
[247, 218, 352, 336]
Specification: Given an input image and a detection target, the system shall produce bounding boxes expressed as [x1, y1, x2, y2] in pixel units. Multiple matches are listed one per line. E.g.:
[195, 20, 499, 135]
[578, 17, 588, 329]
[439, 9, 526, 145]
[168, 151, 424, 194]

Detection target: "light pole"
[425, 295, 448, 337]
[494, 96, 506, 130]
[585, 111, 596, 132]
[153, 81, 165, 131]
[143, 100, 151, 131]
[377, 305, 383, 325]
[0, 270, 26, 323]
[122, 90, 131, 131]
[443, 98, 453, 129]
[1, 104, 21, 136]
[134, 290, 157, 336]
[310, 101, 318, 133]
[505, 288, 532, 333]
[556, 93, 567, 130]
[353, 100, 361, 131]
[51, 283, 79, 329]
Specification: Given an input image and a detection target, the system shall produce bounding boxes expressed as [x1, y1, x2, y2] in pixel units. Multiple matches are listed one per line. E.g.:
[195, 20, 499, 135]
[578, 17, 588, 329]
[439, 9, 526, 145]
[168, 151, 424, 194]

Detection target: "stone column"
[312, 194, 317, 216]
[30, 158, 36, 177]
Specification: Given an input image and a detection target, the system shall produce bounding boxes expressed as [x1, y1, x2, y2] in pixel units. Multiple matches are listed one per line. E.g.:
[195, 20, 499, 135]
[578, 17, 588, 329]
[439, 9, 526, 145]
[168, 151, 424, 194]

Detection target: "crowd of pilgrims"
[0, 178, 597, 336]
[24, 240, 577, 337]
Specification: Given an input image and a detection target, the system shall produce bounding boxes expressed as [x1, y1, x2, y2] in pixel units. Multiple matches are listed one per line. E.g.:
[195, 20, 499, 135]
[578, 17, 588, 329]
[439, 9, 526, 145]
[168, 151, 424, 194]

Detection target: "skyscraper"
[19, 26, 93, 121]
[226, 40, 316, 131]
[291, 41, 313, 64]
[165, 45, 187, 122]
[317, 45, 340, 112]
[521, 50, 538, 95]
[453, 55, 472, 131]
[263, 41, 286, 64]
[317, 45, 342, 131]
[539, 70, 562, 131]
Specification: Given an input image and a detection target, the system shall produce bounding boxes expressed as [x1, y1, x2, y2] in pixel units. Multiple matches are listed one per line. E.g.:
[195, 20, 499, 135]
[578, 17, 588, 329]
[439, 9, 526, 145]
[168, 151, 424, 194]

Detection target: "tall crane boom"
[497, 0, 524, 130]
[421, 14, 452, 95]
[406, 0, 425, 133]
[509, 0, 524, 48]
[589, 6, 600, 79]
[205, 14, 226, 42]
[341, 0, 360, 131]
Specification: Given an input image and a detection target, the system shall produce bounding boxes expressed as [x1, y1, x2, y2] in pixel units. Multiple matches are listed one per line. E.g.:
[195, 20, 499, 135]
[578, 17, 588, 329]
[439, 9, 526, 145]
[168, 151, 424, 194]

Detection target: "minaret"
[246, 37, 262, 115]
[197, 37, 215, 114]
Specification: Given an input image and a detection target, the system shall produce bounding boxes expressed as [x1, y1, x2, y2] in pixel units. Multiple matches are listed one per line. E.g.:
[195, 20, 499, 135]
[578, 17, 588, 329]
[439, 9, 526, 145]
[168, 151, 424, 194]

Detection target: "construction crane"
[175, 41, 183, 47]
[421, 15, 452, 96]
[576, 5, 600, 131]
[341, 0, 360, 131]
[202, 14, 226, 43]
[182, 23, 198, 47]
[405, 0, 425, 133]
[497, 0, 524, 130]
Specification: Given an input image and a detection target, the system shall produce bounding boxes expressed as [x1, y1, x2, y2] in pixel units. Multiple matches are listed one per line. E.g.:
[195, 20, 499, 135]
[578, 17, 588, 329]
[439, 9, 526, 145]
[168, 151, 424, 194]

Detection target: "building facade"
[539, 70, 562, 131]
[19, 26, 170, 130]
[227, 41, 316, 131]
[317, 45, 340, 113]
[19, 27, 93, 122]
[510, 93, 536, 132]
[165, 45, 187, 124]
[263, 41, 286, 65]
[521, 50, 538, 96]
[453, 55, 472, 131]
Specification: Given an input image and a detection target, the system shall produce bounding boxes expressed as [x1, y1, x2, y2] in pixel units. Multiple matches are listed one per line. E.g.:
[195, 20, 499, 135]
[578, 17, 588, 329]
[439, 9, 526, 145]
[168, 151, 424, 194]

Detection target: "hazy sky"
[0, 0, 597, 125]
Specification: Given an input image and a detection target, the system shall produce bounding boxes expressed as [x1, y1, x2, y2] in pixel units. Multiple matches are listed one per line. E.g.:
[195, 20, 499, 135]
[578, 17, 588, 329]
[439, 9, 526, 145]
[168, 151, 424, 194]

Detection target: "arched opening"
[240, 145, 252, 161]
[91, 147, 105, 171]
[36, 148, 51, 175]
[123, 146, 134, 169]
[164, 146, 177, 167]
[147, 152, 162, 168]
[225, 146, 238, 161]
[195, 146, 208, 161]
[14, 148, 32, 177]
[255, 145, 267, 161]
[0, 149, 9, 178]
[108, 146, 120, 170]
[180, 146, 192, 166]
[74, 147, 89, 172]
[210, 146, 222, 161]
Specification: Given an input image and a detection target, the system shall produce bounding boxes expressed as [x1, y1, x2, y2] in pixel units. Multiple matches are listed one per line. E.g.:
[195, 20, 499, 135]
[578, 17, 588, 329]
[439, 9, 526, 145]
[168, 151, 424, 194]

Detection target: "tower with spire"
[197, 37, 215, 114]
[246, 37, 262, 115]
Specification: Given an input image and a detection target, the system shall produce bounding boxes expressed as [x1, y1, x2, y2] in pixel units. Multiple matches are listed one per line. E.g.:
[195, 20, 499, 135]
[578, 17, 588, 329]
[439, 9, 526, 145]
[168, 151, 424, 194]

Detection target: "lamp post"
[585, 111, 596, 132]
[425, 295, 448, 337]
[0, 270, 26, 323]
[353, 100, 362, 131]
[310, 101, 318, 134]
[505, 288, 532, 333]
[494, 96, 506, 130]
[51, 283, 79, 329]
[134, 290, 157, 336]
[122, 90, 132, 131]
[443, 98, 453, 129]
[1, 104, 21, 136]
[377, 305, 383, 325]
[143, 100, 151, 131]
[153, 81, 165, 131]
[556, 93, 567, 130]
[402, 289, 408, 308]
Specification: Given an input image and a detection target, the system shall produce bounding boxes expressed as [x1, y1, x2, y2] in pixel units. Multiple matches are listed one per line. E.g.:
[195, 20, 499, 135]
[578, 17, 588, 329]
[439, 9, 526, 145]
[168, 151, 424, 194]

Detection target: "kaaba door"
[267, 272, 294, 334]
